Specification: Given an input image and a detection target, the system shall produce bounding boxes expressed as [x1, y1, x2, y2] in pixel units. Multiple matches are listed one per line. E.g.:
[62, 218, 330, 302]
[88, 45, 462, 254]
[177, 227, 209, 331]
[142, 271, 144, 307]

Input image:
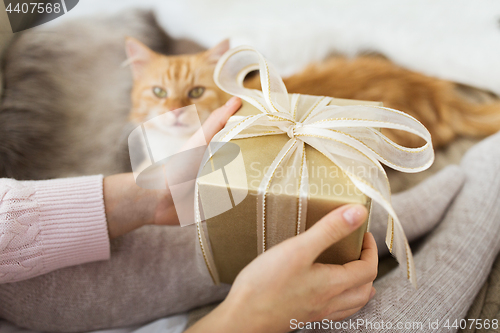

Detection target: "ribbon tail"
[348, 176, 417, 288]
[391, 216, 417, 288]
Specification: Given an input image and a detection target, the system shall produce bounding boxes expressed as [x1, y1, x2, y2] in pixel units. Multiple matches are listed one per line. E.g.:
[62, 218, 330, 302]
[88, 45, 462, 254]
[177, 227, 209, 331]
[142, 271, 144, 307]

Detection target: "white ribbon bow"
[195, 46, 434, 288]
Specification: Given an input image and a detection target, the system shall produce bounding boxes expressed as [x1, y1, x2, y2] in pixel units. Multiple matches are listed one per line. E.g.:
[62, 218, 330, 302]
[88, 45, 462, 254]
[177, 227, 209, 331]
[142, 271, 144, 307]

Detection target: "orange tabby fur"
[128, 40, 500, 148]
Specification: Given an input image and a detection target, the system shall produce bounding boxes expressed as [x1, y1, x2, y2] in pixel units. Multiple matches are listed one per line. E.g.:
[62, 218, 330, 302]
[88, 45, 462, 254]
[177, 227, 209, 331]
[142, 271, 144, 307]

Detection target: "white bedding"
[58, 0, 500, 95]
[3, 1, 500, 332]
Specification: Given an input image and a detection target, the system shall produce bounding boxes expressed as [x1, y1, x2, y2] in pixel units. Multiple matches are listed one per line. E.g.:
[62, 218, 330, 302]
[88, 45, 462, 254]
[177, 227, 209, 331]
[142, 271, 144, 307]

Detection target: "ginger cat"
[126, 38, 229, 139]
[126, 39, 500, 149]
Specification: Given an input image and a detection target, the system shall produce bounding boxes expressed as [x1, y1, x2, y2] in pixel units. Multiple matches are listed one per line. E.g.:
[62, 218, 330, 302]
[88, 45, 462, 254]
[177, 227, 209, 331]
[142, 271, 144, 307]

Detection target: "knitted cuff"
[33, 175, 110, 274]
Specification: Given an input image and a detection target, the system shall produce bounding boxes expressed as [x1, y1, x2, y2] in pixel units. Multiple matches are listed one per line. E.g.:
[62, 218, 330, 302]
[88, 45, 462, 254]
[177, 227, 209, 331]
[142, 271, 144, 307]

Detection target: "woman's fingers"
[326, 306, 364, 322]
[293, 204, 368, 262]
[325, 283, 374, 315]
[339, 233, 379, 288]
[311, 232, 378, 298]
[183, 97, 241, 150]
[325, 286, 376, 321]
[202, 97, 242, 141]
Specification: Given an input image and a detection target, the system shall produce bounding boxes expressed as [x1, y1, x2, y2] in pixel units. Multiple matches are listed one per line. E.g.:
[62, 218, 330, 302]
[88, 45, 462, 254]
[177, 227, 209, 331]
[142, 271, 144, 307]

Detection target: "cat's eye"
[153, 86, 167, 98]
[188, 86, 205, 99]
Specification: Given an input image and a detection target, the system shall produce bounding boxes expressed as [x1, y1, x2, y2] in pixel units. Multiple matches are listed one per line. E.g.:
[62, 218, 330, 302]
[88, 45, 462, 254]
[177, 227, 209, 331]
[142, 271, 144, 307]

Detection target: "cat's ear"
[204, 39, 230, 64]
[125, 37, 155, 80]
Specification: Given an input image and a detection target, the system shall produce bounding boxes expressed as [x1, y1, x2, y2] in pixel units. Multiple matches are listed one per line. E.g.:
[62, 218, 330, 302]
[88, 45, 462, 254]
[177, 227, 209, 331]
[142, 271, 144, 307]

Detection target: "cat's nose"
[170, 107, 185, 118]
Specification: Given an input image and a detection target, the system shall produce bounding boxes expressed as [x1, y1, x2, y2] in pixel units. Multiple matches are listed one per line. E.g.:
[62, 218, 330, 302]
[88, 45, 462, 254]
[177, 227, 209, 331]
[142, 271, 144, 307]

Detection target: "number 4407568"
[443, 318, 498, 330]
[6, 2, 62, 14]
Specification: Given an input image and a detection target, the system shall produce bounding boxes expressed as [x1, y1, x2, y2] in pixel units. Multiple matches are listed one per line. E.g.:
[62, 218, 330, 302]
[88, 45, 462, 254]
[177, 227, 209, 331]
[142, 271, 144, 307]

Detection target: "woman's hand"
[187, 204, 378, 333]
[103, 97, 242, 238]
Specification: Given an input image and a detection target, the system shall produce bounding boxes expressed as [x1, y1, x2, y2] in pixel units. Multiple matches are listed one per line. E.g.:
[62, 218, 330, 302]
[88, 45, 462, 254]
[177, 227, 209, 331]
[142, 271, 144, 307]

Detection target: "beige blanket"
[389, 137, 500, 333]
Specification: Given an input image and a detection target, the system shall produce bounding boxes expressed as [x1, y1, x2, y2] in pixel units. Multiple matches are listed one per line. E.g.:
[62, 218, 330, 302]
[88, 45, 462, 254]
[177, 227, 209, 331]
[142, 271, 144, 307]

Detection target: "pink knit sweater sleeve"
[0, 175, 110, 284]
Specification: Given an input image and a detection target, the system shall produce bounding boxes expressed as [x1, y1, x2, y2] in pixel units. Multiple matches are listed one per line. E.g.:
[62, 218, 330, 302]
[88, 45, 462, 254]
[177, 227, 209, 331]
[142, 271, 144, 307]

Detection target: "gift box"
[198, 97, 381, 284]
[194, 46, 434, 287]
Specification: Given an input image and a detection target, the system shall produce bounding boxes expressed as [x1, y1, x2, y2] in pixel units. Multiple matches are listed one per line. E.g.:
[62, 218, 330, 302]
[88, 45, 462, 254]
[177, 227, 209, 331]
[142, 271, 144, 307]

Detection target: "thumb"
[202, 97, 242, 142]
[182, 97, 242, 151]
[295, 204, 368, 261]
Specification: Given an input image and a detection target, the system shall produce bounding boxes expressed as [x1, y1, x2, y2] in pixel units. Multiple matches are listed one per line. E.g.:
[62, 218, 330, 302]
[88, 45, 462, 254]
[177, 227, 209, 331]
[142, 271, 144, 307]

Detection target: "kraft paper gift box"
[197, 97, 381, 284]
[194, 46, 434, 287]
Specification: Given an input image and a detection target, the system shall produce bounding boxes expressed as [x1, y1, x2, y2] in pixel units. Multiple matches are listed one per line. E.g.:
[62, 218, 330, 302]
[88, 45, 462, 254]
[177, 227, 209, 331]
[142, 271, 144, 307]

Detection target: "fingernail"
[225, 97, 240, 107]
[342, 205, 365, 227]
[369, 287, 376, 300]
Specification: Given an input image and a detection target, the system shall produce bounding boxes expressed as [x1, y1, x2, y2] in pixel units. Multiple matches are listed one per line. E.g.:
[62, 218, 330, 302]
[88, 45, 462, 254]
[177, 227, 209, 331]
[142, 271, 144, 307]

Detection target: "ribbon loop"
[195, 46, 434, 288]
